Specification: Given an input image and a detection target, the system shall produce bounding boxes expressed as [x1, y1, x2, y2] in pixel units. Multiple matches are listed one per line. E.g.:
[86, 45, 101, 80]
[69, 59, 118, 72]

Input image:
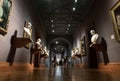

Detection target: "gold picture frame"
[110, 0, 120, 41]
[23, 21, 32, 49]
[0, 0, 12, 35]
[80, 36, 86, 56]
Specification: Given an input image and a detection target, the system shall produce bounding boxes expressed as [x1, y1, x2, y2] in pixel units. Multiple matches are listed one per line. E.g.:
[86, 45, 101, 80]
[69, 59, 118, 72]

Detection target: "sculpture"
[90, 30, 99, 47]
[44, 46, 49, 56]
[35, 38, 42, 49]
[89, 30, 109, 66]
[23, 21, 32, 48]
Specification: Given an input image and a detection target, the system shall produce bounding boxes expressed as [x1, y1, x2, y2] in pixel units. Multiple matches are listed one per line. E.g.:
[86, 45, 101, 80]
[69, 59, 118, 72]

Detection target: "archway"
[48, 38, 72, 66]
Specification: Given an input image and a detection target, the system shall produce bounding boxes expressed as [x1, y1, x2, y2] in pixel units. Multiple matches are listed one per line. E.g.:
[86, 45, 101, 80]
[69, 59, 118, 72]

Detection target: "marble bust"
[44, 46, 49, 56]
[90, 30, 99, 47]
[71, 50, 74, 56]
[35, 38, 42, 49]
[74, 47, 79, 54]
[24, 22, 32, 37]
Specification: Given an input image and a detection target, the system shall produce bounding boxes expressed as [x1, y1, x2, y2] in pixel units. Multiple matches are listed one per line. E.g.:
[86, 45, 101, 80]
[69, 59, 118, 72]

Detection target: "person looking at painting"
[90, 30, 99, 47]
[0, 0, 3, 22]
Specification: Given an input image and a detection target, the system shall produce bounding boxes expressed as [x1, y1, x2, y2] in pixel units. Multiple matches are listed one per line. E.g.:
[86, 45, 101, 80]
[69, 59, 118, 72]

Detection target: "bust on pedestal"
[34, 38, 42, 68]
[89, 30, 99, 68]
[90, 30, 99, 47]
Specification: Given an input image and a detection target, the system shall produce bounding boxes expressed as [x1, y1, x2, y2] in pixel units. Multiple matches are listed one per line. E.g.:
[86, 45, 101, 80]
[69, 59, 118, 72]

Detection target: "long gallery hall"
[0, 0, 120, 81]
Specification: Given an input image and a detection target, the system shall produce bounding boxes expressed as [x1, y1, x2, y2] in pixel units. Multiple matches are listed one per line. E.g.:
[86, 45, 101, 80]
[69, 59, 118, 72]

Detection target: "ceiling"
[32, 0, 94, 35]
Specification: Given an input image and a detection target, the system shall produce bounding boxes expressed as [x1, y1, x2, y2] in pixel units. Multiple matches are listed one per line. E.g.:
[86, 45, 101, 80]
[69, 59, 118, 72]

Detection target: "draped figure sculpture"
[90, 30, 99, 47]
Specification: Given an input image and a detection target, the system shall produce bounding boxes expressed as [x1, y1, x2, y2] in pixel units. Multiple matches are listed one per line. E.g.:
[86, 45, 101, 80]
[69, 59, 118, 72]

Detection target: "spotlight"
[51, 24, 54, 27]
[67, 28, 69, 30]
[68, 24, 71, 27]
[55, 41, 58, 44]
[51, 20, 54, 22]
[75, 0, 77, 2]
[52, 30, 55, 32]
[73, 7, 76, 11]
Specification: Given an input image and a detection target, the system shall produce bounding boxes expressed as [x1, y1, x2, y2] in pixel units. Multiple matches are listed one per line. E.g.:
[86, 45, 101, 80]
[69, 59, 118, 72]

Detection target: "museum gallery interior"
[0, 0, 120, 81]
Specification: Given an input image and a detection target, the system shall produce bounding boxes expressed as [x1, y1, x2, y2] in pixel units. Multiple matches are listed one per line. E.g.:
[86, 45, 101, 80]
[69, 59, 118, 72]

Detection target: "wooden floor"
[0, 63, 120, 81]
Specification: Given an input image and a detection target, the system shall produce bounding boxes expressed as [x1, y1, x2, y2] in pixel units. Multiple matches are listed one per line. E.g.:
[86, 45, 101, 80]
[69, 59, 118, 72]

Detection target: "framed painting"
[0, 0, 12, 35]
[80, 36, 86, 56]
[110, 0, 120, 41]
[23, 21, 32, 49]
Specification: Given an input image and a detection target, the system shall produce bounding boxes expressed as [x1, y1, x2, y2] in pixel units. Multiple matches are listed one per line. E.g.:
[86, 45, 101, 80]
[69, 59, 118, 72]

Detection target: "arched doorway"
[48, 38, 72, 66]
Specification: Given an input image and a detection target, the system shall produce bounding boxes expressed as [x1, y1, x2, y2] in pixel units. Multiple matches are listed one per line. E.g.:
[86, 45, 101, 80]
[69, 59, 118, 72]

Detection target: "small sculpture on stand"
[30, 38, 42, 67]
[44, 46, 49, 57]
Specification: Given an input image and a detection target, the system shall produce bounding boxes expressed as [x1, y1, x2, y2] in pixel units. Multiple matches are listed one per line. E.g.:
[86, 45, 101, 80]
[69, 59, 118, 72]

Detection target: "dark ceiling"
[32, 0, 94, 35]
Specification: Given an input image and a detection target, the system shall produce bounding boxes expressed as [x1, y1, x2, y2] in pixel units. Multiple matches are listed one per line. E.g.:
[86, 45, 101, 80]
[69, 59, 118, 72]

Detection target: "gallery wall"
[92, 0, 120, 63]
[0, 0, 46, 63]
[74, 0, 120, 64]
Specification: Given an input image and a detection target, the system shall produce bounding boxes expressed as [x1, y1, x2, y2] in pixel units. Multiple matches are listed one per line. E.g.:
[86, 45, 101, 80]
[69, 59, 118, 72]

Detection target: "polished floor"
[0, 64, 120, 81]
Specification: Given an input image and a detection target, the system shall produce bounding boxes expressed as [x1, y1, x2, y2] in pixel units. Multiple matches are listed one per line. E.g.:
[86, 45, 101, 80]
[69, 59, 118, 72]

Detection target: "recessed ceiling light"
[51, 24, 54, 27]
[52, 30, 55, 32]
[55, 41, 58, 44]
[67, 28, 69, 30]
[66, 31, 68, 34]
[51, 20, 54, 22]
[73, 7, 76, 11]
[75, 0, 77, 2]
[68, 24, 70, 27]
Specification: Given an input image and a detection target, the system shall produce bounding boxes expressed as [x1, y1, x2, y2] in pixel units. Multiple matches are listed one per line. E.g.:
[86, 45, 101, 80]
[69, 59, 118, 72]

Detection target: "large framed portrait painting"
[110, 0, 120, 41]
[0, 0, 12, 35]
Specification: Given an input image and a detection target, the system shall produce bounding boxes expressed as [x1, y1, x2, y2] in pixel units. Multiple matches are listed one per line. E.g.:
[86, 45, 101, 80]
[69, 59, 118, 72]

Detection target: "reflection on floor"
[0, 64, 120, 81]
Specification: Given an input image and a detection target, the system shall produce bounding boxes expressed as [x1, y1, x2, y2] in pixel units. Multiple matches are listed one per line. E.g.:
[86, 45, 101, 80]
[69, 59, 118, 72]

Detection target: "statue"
[89, 30, 109, 67]
[23, 22, 32, 37]
[44, 46, 49, 56]
[71, 50, 74, 57]
[0, 0, 3, 22]
[90, 30, 99, 47]
[74, 47, 79, 54]
[30, 38, 42, 65]
[23, 21, 32, 48]
[35, 38, 42, 49]
[33, 38, 43, 67]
